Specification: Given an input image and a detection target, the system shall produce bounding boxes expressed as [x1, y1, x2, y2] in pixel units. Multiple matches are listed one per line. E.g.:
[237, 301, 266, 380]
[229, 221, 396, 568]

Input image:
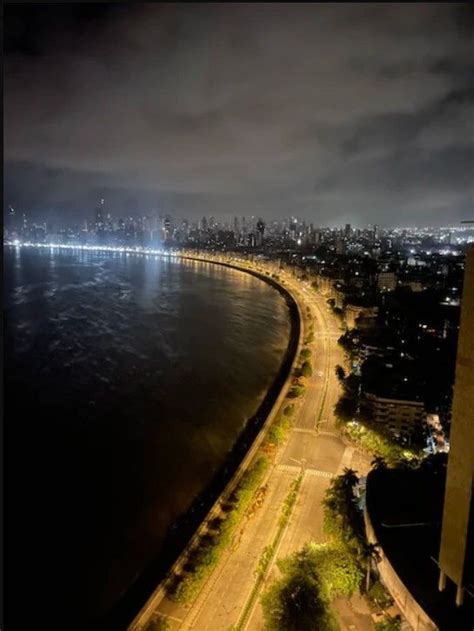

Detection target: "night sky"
[4, 3, 474, 226]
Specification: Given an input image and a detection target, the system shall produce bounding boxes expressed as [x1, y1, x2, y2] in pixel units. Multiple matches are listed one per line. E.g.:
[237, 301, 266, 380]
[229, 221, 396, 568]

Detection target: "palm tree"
[340, 467, 359, 492]
[360, 542, 381, 592]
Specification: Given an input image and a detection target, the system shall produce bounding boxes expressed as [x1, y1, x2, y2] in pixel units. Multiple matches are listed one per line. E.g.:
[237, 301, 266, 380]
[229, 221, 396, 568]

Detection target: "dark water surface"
[4, 247, 290, 628]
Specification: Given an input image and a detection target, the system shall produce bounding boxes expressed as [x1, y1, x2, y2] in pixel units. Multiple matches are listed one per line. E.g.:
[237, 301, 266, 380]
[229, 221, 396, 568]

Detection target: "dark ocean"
[4, 246, 290, 628]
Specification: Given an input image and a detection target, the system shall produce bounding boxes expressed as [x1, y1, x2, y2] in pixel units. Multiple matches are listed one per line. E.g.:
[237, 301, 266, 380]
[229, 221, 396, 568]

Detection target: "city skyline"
[6, 199, 474, 251]
[4, 4, 474, 226]
[4, 4, 474, 630]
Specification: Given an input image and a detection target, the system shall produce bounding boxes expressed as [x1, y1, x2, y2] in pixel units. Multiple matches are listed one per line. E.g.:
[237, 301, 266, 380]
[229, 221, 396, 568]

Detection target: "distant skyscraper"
[336, 237, 346, 255]
[256, 218, 265, 246]
[95, 199, 105, 233]
[345, 223, 351, 238]
[21, 212, 29, 236]
[438, 245, 474, 606]
[163, 215, 172, 241]
[7, 205, 16, 233]
[181, 219, 189, 238]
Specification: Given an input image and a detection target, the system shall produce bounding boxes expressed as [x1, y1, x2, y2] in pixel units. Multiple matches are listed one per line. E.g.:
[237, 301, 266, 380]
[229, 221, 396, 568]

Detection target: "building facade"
[364, 392, 425, 439]
[438, 246, 474, 606]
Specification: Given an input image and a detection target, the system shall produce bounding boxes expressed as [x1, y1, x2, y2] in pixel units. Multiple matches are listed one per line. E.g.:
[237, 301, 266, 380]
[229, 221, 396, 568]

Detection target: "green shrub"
[300, 348, 312, 359]
[168, 456, 269, 603]
[279, 476, 302, 527]
[375, 615, 402, 631]
[287, 385, 306, 399]
[301, 360, 313, 378]
[144, 618, 170, 631]
[268, 415, 290, 445]
[368, 580, 393, 609]
[255, 543, 276, 580]
[306, 543, 363, 600]
[344, 421, 420, 466]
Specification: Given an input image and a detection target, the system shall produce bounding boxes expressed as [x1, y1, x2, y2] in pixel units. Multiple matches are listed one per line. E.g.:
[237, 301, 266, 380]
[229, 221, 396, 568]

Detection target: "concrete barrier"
[128, 253, 305, 631]
[364, 506, 438, 631]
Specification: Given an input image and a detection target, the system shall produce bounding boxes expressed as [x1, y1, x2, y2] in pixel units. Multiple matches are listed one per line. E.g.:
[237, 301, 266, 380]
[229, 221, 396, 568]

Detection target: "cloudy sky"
[4, 3, 474, 226]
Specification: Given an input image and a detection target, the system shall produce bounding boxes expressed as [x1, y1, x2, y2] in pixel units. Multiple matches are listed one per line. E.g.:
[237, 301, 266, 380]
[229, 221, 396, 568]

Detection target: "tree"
[306, 543, 363, 601]
[301, 360, 313, 378]
[342, 373, 360, 398]
[335, 365, 346, 381]
[261, 548, 338, 631]
[359, 542, 381, 592]
[338, 330, 359, 359]
[334, 396, 357, 423]
[322, 469, 365, 550]
[340, 467, 359, 493]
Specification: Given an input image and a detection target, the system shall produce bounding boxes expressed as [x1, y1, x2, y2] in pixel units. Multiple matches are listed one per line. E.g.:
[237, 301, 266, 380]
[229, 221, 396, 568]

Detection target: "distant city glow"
[5, 240, 179, 259]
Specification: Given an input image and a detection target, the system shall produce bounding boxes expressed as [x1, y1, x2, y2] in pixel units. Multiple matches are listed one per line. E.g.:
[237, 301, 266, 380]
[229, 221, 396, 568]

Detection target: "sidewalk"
[334, 593, 373, 631]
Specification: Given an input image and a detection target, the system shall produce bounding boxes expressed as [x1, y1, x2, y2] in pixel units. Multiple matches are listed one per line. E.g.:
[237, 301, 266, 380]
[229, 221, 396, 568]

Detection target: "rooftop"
[366, 459, 474, 631]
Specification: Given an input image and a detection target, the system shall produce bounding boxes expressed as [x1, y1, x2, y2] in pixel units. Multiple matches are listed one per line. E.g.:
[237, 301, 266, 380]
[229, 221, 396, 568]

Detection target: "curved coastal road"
[152, 265, 371, 631]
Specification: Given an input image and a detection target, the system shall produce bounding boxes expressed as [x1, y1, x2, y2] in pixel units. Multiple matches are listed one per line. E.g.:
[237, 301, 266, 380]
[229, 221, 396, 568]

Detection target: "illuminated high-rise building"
[256, 218, 265, 246]
[95, 199, 105, 234]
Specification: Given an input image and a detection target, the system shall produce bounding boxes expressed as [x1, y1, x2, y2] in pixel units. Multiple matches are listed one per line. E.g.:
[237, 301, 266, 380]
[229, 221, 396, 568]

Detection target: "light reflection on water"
[5, 247, 290, 626]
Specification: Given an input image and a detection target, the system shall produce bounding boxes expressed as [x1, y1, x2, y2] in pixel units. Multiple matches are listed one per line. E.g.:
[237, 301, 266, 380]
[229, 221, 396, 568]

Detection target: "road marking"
[277, 464, 302, 473]
[318, 430, 339, 437]
[304, 468, 334, 478]
[277, 464, 334, 478]
[292, 427, 317, 435]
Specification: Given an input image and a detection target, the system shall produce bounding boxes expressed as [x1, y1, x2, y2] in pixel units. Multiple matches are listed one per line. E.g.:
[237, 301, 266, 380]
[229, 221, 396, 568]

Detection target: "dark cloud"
[4, 3, 474, 226]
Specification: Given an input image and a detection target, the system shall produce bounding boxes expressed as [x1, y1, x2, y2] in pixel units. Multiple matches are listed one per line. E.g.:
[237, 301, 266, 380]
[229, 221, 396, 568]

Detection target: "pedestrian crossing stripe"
[277, 464, 334, 478]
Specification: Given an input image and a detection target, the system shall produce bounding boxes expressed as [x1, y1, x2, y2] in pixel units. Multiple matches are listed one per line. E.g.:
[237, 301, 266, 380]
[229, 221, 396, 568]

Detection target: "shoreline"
[5, 242, 304, 631]
[113, 251, 304, 631]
